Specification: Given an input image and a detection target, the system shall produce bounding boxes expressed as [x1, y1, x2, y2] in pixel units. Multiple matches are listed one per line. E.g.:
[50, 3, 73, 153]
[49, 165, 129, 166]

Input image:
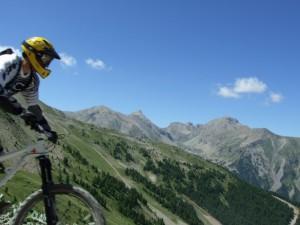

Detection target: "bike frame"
[0, 140, 48, 187]
[0, 139, 58, 225]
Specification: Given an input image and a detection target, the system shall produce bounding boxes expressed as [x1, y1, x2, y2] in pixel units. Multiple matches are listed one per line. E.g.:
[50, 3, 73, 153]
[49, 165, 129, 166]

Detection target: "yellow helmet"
[21, 37, 60, 78]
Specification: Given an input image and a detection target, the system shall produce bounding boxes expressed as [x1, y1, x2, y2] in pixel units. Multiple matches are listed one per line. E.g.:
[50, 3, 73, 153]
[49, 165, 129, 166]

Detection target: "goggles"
[37, 53, 54, 67]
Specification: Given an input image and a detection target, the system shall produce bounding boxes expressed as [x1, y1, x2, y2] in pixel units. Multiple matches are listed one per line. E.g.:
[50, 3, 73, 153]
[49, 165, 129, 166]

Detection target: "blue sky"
[1, 0, 300, 137]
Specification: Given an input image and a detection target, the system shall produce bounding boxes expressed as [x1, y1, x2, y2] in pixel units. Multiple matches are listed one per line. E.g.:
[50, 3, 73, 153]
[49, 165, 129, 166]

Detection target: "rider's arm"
[0, 85, 25, 115]
[21, 74, 53, 132]
[27, 104, 52, 131]
[0, 53, 24, 115]
[26, 104, 58, 143]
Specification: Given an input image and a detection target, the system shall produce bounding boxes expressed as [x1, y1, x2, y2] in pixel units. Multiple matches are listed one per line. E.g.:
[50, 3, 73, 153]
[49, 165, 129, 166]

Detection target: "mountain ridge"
[67, 105, 300, 203]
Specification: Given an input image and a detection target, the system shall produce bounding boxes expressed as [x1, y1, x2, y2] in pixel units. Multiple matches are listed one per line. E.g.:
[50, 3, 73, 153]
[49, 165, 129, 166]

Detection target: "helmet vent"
[43, 40, 51, 49]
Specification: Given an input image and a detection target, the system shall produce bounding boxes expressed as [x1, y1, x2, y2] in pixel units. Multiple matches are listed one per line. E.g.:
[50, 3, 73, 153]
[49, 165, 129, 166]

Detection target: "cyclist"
[0, 37, 60, 143]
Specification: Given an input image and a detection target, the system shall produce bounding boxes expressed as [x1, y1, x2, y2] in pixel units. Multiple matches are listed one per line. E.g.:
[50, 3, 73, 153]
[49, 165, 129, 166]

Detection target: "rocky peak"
[208, 117, 240, 125]
[75, 106, 113, 116]
[131, 110, 145, 117]
[129, 110, 151, 123]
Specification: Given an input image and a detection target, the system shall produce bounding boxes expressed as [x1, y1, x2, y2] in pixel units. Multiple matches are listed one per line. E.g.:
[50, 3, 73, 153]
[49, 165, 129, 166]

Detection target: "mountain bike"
[0, 125, 106, 225]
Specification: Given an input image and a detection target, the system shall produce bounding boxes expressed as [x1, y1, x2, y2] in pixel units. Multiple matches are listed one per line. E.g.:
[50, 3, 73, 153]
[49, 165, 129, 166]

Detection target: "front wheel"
[10, 184, 106, 225]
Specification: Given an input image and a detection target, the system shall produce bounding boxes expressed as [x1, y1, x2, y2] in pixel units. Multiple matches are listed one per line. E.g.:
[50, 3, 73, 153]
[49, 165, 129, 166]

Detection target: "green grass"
[0, 170, 40, 202]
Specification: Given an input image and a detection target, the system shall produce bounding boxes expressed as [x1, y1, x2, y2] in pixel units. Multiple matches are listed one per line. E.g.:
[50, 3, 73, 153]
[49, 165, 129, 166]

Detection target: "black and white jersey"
[0, 53, 40, 106]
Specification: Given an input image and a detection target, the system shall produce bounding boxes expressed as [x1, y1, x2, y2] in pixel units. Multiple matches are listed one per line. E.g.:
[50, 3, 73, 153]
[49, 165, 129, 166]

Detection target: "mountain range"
[67, 106, 300, 203]
[0, 101, 298, 225]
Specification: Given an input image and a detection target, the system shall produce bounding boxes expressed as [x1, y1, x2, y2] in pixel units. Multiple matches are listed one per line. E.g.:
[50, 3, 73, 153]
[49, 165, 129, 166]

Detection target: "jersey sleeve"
[21, 73, 40, 106]
[0, 53, 21, 87]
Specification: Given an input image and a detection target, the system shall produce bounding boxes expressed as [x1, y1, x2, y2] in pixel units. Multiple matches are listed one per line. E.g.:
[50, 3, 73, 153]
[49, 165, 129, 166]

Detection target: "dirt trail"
[274, 196, 299, 225]
[93, 147, 131, 188]
[186, 197, 222, 225]
[149, 204, 188, 225]
[202, 213, 222, 225]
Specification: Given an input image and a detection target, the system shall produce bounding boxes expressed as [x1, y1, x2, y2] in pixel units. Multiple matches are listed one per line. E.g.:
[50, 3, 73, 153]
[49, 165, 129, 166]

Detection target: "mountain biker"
[0, 37, 60, 143]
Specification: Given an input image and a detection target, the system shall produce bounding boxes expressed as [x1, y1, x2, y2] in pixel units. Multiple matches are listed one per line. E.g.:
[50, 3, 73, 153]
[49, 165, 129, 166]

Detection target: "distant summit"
[209, 117, 240, 124]
[130, 110, 150, 122]
[130, 110, 145, 117]
[67, 106, 173, 143]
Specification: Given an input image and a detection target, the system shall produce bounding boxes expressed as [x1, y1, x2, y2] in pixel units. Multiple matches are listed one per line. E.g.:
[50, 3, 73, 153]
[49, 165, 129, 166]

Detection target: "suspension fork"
[38, 155, 58, 225]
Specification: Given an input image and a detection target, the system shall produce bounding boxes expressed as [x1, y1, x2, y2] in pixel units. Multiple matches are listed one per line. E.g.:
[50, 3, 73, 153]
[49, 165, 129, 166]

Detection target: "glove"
[48, 131, 58, 144]
[20, 112, 39, 130]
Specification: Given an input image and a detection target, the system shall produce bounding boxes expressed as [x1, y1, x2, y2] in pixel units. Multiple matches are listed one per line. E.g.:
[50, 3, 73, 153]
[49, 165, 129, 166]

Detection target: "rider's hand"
[20, 111, 39, 130]
[48, 131, 58, 144]
[21, 111, 58, 143]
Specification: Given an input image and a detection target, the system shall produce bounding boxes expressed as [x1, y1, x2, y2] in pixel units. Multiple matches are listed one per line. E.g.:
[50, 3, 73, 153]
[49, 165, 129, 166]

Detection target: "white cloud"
[218, 77, 267, 98]
[233, 77, 267, 93]
[85, 58, 107, 70]
[0, 45, 22, 56]
[217, 87, 240, 98]
[269, 92, 283, 103]
[59, 52, 77, 66]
